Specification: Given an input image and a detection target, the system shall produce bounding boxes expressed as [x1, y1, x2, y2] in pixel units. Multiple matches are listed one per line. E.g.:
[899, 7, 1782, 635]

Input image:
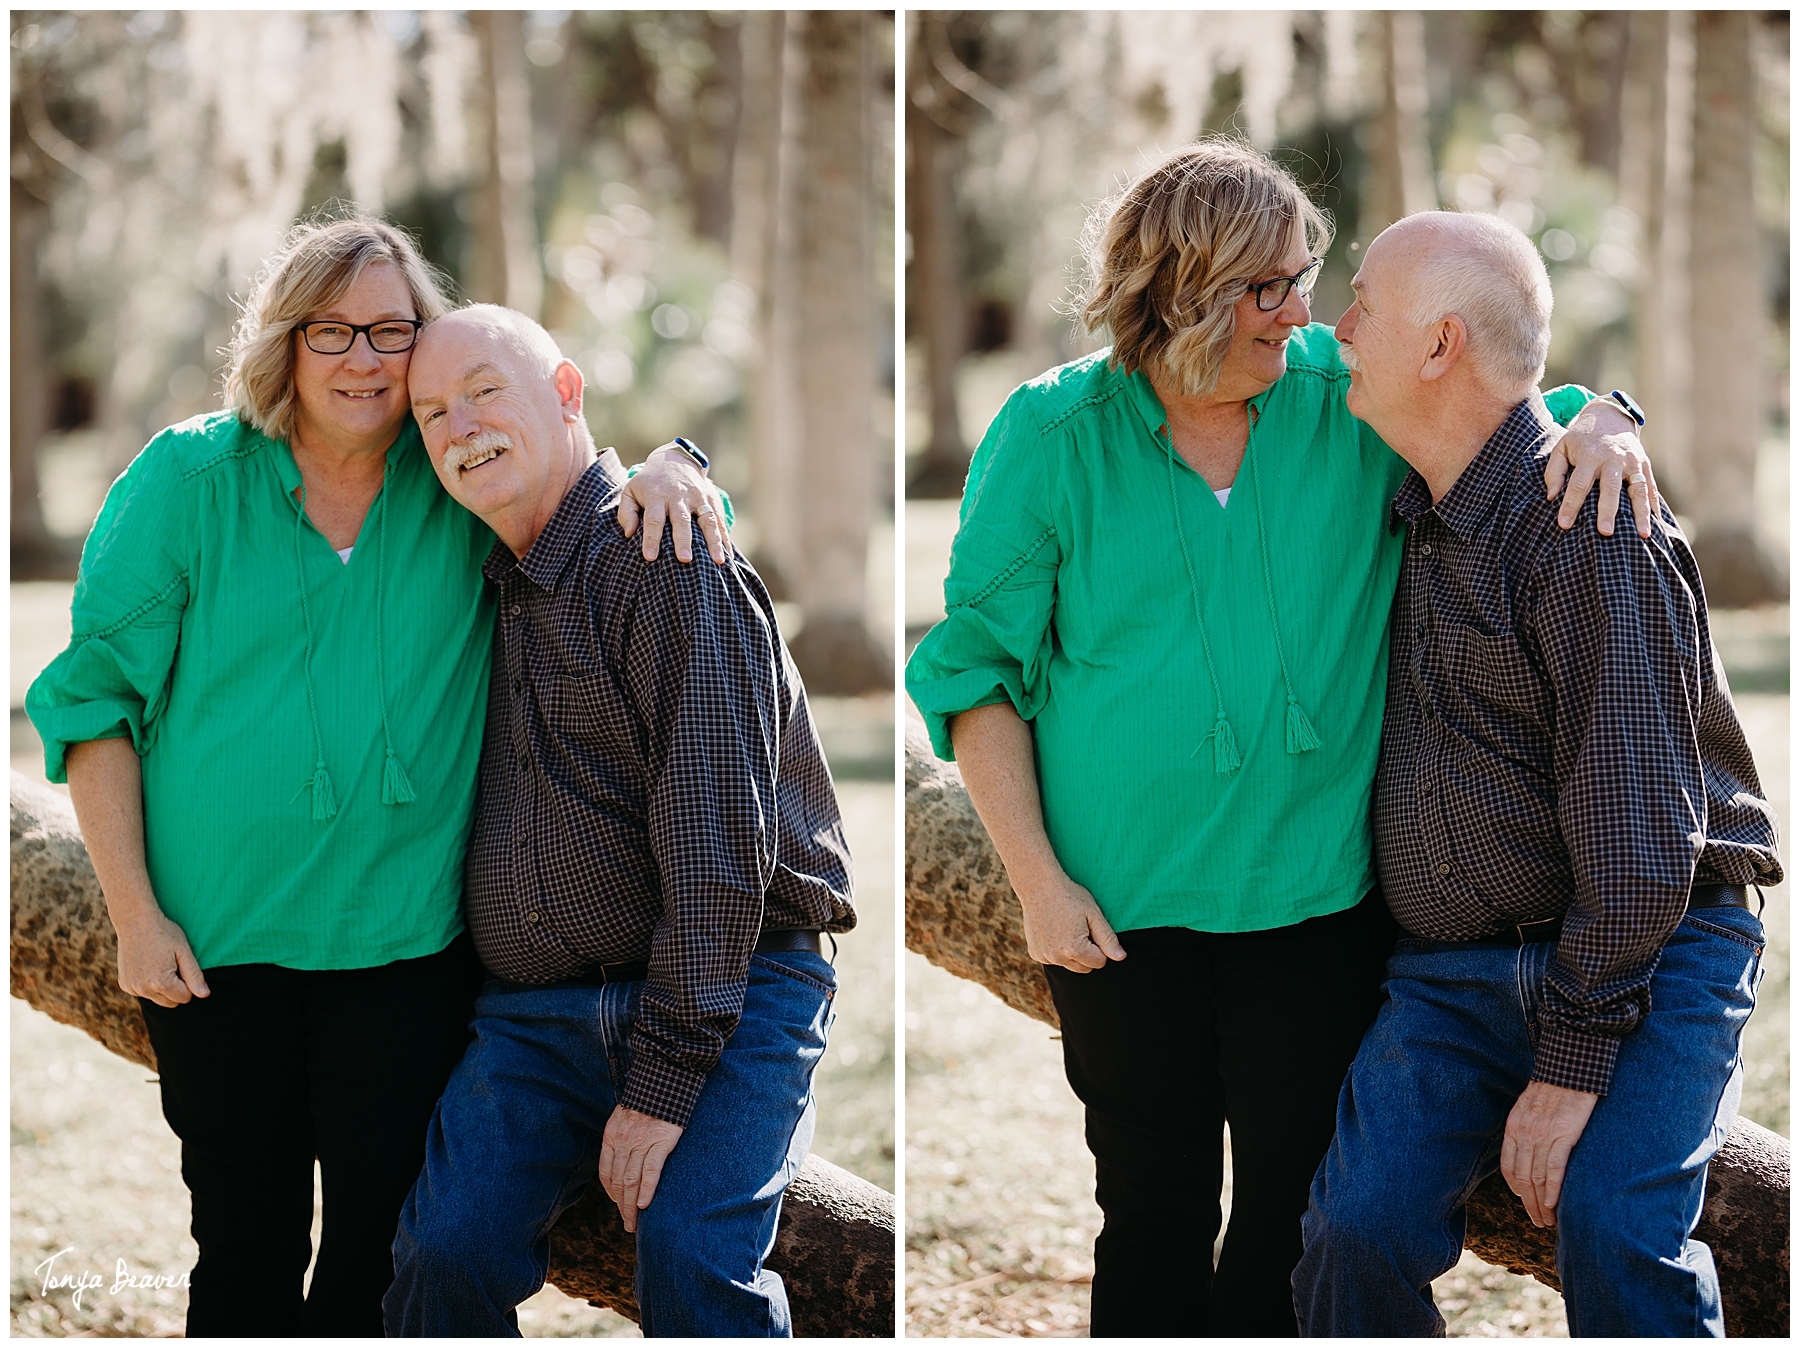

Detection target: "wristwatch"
[671, 436, 710, 472]
[1606, 389, 1646, 427]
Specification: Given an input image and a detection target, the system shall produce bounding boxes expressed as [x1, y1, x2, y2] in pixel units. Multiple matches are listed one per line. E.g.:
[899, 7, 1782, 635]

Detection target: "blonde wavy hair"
[1079, 140, 1334, 396]
[225, 213, 453, 443]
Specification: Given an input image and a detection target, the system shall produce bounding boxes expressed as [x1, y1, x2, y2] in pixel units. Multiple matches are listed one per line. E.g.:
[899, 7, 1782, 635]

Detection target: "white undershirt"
[336, 546, 354, 564]
[1214, 487, 1231, 508]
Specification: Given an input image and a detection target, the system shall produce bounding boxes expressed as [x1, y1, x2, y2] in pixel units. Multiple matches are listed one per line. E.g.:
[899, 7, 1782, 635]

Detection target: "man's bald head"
[1372, 211, 1553, 401]
[417, 304, 569, 383]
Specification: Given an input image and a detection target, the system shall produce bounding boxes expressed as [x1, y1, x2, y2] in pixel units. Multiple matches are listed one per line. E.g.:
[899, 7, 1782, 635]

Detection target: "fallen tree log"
[11, 770, 895, 1337]
[905, 716, 1790, 1338]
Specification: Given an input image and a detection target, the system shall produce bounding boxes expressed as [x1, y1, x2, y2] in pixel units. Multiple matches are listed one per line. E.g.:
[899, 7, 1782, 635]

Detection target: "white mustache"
[1337, 341, 1362, 373]
[442, 428, 513, 476]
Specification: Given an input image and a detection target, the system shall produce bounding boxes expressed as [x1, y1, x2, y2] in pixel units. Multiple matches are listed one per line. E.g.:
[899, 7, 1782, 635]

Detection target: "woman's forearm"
[65, 736, 163, 923]
[66, 736, 210, 1004]
[950, 702, 1066, 894]
[951, 702, 1126, 971]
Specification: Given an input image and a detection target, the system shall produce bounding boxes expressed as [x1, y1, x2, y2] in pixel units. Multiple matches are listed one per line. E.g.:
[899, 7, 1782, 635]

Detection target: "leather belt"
[592, 928, 822, 984]
[1460, 884, 1751, 948]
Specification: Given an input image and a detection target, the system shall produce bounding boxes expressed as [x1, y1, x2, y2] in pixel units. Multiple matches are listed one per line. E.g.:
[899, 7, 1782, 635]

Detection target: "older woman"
[905, 141, 1652, 1336]
[25, 216, 722, 1336]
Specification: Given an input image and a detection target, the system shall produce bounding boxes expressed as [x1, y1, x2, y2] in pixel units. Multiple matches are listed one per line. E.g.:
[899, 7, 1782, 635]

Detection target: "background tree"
[904, 10, 1789, 615]
[10, 8, 896, 688]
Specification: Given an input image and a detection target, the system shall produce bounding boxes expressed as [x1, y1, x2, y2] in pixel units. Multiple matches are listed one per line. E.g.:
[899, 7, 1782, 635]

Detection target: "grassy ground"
[10, 574, 894, 1336]
[903, 595, 1786, 1339]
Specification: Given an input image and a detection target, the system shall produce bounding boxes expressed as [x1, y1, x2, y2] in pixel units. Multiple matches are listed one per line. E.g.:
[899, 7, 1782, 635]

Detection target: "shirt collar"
[1124, 362, 1280, 449]
[1389, 395, 1555, 540]
[482, 448, 627, 588]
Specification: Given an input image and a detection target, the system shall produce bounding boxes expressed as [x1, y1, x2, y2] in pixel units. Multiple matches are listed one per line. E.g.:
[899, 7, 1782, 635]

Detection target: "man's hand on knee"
[1500, 1080, 1599, 1228]
[599, 1106, 686, 1234]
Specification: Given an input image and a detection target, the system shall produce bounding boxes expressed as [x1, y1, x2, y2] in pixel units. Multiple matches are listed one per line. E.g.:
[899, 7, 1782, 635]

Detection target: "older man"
[1291, 211, 1781, 1337]
[382, 305, 856, 1337]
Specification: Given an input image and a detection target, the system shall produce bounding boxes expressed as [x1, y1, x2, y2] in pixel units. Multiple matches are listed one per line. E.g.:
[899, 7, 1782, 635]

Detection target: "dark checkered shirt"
[1374, 398, 1781, 1096]
[464, 453, 855, 1127]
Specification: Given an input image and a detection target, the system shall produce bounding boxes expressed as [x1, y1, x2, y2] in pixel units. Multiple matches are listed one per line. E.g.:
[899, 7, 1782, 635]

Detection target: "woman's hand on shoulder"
[617, 444, 729, 565]
[1015, 872, 1127, 973]
[1542, 399, 1658, 538]
[112, 905, 210, 1008]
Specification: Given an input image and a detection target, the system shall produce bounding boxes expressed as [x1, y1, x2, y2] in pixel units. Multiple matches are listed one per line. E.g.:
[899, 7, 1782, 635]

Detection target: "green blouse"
[27, 411, 496, 970]
[906, 324, 1591, 935]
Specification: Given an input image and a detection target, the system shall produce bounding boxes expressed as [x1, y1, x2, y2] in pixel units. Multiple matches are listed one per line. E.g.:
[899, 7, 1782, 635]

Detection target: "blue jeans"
[1294, 904, 1764, 1337]
[383, 951, 835, 1337]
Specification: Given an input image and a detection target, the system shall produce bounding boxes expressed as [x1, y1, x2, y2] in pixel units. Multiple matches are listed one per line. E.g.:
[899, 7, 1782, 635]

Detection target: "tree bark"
[10, 770, 895, 1335]
[904, 718, 1790, 1338]
[1686, 10, 1784, 605]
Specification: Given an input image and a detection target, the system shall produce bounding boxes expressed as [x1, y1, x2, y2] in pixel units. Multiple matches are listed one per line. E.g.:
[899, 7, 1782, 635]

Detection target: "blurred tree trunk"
[469, 11, 542, 317]
[1622, 12, 1697, 516]
[733, 11, 798, 601]
[905, 14, 968, 499]
[745, 11, 802, 604]
[11, 177, 66, 577]
[780, 10, 891, 694]
[1361, 10, 1434, 241]
[1687, 11, 1783, 605]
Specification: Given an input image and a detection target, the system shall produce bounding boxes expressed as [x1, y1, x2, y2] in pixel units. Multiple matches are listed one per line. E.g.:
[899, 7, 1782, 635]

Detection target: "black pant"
[139, 932, 482, 1338]
[1044, 889, 1397, 1338]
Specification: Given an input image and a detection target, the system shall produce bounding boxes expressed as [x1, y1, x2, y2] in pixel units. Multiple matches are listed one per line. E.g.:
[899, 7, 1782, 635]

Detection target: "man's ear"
[554, 359, 585, 421]
[1418, 315, 1467, 383]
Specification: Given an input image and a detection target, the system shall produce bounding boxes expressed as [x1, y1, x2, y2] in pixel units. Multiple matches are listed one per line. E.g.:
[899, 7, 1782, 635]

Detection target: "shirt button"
[1421, 543, 1433, 556]
[526, 910, 542, 925]
[1415, 622, 1426, 641]
[1437, 861, 1453, 877]
[510, 603, 522, 616]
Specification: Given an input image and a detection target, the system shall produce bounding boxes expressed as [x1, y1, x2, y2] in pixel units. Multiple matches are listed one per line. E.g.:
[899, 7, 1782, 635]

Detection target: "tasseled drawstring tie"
[1168, 447, 1241, 774]
[1285, 694, 1320, 754]
[1247, 438, 1322, 757]
[309, 758, 338, 821]
[1192, 716, 1243, 773]
[375, 460, 417, 806]
[293, 488, 339, 821]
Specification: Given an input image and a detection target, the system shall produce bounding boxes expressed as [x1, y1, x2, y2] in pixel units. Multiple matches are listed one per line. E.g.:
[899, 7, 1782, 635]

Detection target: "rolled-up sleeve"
[26, 438, 192, 781]
[904, 390, 1063, 760]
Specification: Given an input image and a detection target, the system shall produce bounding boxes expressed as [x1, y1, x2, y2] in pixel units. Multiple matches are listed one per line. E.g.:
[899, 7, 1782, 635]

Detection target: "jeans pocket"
[1681, 911, 1766, 956]
[750, 952, 837, 999]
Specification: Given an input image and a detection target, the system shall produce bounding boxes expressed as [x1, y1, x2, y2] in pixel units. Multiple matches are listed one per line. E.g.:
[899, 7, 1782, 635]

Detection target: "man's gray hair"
[1400, 211, 1552, 399]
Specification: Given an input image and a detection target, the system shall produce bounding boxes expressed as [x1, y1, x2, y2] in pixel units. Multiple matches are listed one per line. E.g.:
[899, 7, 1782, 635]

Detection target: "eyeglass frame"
[295, 318, 424, 356]
[1246, 256, 1323, 312]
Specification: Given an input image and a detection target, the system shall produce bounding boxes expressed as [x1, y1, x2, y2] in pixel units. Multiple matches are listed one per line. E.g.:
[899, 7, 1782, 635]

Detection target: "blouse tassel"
[1285, 696, 1321, 755]
[382, 750, 418, 806]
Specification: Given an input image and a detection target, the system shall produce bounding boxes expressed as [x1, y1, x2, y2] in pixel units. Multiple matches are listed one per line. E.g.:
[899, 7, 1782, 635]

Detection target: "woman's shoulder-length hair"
[224, 211, 453, 444]
[1077, 139, 1333, 397]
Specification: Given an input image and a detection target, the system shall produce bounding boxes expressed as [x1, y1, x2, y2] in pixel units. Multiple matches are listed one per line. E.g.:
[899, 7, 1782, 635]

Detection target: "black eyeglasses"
[296, 319, 423, 355]
[1247, 257, 1323, 312]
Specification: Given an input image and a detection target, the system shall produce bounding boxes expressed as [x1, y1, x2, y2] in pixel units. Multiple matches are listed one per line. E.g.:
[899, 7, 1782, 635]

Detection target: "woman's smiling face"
[290, 261, 417, 453]
[1211, 237, 1315, 400]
